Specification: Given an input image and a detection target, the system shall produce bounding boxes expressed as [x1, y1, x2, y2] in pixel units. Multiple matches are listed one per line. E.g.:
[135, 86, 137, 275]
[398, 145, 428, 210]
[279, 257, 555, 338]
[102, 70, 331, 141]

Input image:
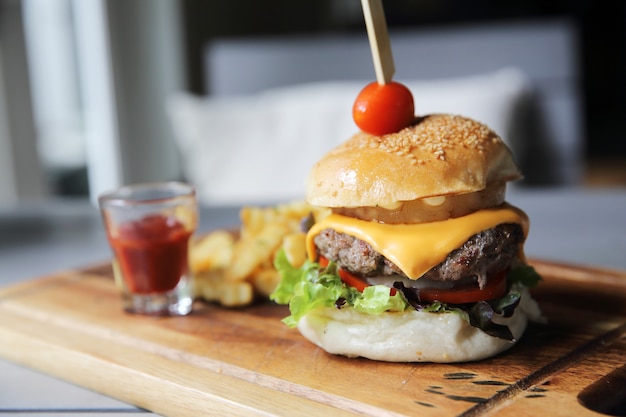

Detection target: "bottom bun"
[297, 289, 542, 363]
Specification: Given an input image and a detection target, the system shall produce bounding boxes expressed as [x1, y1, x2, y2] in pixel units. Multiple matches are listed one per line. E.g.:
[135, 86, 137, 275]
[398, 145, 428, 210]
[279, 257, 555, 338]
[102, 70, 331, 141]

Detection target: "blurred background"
[1, 0, 624, 207]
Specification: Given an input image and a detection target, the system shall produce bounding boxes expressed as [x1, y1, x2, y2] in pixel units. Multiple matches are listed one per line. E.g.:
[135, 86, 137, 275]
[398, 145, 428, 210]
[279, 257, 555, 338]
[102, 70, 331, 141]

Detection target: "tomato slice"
[319, 256, 395, 295]
[337, 268, 369, 293]
[416, 269, 508, 304]
[318, 256, 506, 303]
[352, 81, 415, 136]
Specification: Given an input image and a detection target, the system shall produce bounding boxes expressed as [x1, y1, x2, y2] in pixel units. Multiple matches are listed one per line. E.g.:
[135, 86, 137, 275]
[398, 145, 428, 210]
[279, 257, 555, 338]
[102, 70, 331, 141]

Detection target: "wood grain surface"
[0, 259, 625, 417]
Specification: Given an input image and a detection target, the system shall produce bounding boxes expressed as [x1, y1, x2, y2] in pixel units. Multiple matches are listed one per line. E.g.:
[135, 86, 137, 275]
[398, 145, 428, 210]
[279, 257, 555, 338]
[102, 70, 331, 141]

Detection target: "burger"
[271, 114, 543, 363]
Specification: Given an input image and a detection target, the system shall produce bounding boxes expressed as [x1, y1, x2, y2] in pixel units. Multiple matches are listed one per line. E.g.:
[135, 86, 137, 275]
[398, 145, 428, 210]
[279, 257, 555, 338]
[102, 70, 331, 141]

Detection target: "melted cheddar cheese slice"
[306, 203, 529, 279]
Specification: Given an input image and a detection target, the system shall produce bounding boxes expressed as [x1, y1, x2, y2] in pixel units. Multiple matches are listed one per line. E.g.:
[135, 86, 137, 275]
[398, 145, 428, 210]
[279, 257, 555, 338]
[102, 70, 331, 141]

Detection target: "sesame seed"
[356, 114, 500, 161]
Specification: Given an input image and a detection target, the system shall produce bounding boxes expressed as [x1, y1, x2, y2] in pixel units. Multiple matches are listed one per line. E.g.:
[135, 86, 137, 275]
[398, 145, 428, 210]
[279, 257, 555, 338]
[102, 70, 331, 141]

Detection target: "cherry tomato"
[416, 269, 508, 304]
[352, 81, 415, 136]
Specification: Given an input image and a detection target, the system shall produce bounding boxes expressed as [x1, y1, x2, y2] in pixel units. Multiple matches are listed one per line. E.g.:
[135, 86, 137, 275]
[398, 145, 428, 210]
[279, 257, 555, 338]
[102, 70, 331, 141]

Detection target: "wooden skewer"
[361, 0, 395, 84]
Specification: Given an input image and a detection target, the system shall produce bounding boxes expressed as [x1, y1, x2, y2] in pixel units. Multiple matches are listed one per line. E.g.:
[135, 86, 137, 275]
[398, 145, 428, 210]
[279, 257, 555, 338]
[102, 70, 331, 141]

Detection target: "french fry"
[252, 266, 282, 297]
[194, 270, 225, 301]
[282, 232, 307, 268]
[226, 221, 291, 281]
[194, 270, 254, 307]
[218, 281, 254, 307]
[190, 200, 324, 307]
[189, 230, 235, 273]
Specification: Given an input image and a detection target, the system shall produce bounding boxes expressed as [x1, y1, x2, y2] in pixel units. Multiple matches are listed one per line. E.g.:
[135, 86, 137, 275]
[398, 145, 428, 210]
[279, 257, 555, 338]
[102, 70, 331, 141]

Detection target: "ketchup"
[109, 214, 192, 294]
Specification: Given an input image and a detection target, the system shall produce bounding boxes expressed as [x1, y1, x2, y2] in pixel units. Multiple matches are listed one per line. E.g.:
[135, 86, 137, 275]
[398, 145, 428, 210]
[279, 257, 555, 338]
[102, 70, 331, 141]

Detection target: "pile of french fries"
[189, 201, 329, 307]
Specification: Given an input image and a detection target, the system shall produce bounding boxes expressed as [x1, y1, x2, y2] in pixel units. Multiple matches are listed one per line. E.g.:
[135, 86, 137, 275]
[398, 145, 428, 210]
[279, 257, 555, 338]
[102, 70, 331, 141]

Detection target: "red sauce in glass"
[109, 214, 192, 294]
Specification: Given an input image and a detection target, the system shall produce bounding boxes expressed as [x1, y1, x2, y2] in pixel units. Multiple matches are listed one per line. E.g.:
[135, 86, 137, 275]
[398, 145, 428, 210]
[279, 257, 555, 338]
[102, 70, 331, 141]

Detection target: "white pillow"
[168, 68, 532, 205]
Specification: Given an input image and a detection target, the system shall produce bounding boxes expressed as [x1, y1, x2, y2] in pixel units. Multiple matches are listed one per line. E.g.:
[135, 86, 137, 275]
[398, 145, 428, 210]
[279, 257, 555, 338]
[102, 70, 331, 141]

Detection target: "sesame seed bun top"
[305, 114, 522, 208]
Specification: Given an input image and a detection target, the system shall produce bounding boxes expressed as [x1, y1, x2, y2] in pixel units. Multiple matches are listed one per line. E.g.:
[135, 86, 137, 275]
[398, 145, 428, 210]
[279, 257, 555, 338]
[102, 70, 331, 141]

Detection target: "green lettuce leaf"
[270, 250, 407, 327]
[508, 264, 542, 288]
[270, 250, 540, 340]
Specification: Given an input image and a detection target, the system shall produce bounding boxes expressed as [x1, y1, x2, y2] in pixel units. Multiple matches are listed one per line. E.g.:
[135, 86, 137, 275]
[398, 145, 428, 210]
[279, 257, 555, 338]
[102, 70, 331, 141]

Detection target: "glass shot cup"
[98, 182, 198, 316]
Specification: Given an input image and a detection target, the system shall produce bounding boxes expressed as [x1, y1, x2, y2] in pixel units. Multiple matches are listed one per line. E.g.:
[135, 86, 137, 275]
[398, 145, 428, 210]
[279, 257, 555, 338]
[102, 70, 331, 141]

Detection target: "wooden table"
[1, 258, 625, 417]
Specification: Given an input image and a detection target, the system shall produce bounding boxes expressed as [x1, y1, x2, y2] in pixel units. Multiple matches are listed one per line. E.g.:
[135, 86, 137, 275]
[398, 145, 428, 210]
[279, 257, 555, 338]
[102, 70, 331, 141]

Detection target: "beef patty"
[313, 223, 524, 288]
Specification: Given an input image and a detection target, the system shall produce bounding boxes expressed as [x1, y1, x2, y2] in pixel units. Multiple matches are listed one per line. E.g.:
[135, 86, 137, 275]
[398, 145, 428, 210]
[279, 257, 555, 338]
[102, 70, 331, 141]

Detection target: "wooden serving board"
[1, 259, 625, 417]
